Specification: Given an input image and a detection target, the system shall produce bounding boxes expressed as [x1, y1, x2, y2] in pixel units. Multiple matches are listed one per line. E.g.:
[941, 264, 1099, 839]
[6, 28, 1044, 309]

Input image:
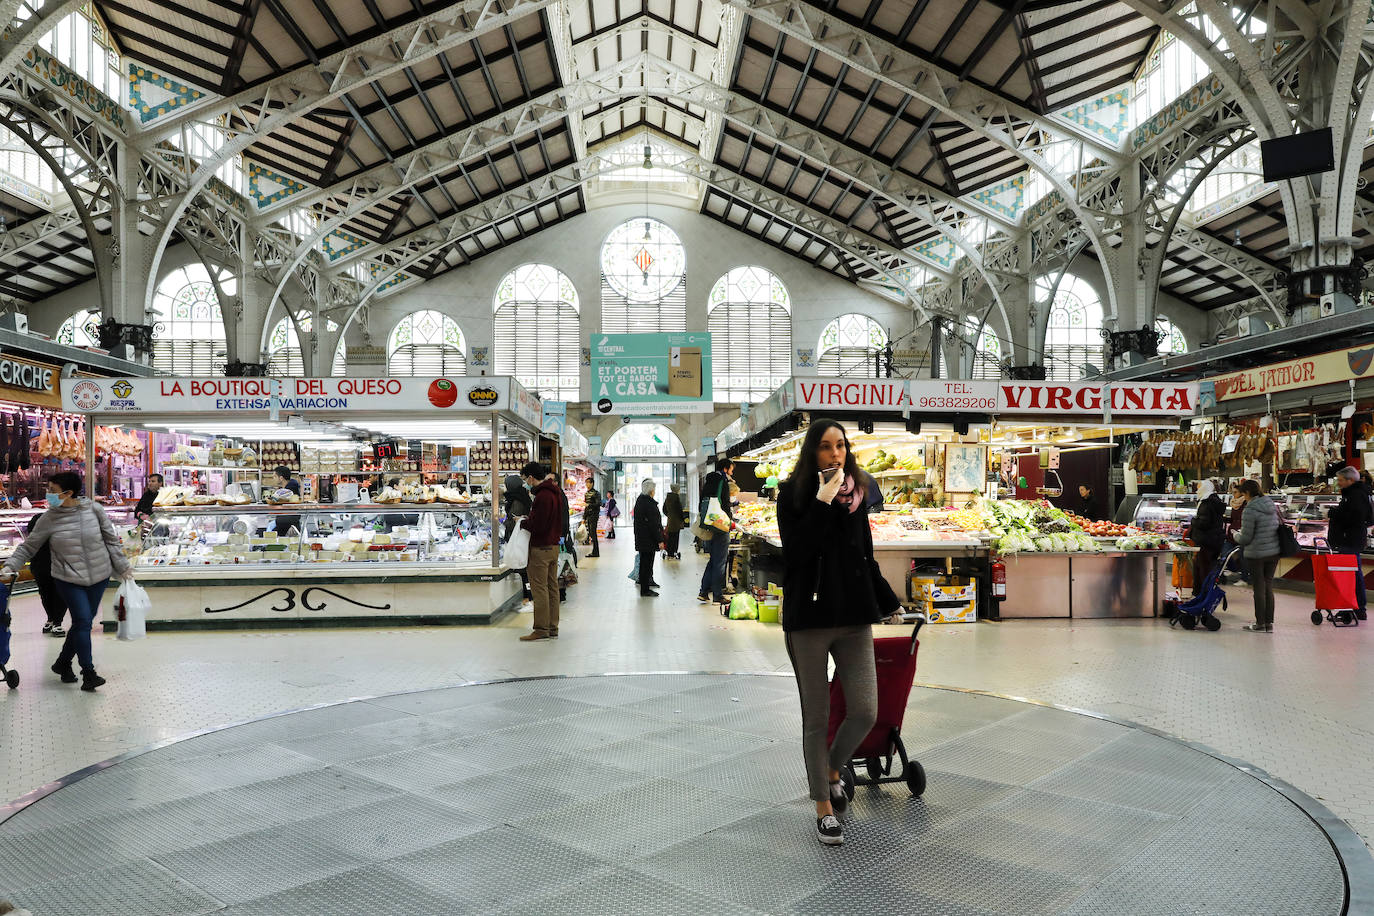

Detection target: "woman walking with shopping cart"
[778, 419, 901, 846]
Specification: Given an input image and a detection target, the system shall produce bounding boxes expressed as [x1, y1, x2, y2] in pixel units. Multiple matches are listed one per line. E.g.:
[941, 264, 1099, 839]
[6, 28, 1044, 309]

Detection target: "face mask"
[43, 494, 59, 508]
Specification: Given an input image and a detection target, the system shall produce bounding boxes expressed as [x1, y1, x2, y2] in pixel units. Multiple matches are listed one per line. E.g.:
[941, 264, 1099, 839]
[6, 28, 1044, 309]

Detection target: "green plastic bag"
[727, 593, 759, 620]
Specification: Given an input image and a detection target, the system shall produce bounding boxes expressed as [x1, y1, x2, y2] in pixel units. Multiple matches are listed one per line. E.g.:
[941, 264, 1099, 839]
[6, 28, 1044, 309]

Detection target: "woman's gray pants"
[785, 624, 878, 802]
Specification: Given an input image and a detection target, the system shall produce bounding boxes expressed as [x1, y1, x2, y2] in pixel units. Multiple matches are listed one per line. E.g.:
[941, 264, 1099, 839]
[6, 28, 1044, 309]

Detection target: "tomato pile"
[1065, 514, 1135, 537]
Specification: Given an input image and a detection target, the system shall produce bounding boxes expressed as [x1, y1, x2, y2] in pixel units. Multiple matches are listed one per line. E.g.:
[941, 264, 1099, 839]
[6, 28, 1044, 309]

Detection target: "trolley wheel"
[1203, 615, 1221, 632]
[1177, 614, 1197, 630]
[4, 668, 17, 689]
[843, 763, 859, 798]
[865, 757, 884, 781]
[1221, 594, 1228, 612]
[1311, 610, 1325, 625]
[1336, 610, 1355, 626]
[905, 759, 927, 796]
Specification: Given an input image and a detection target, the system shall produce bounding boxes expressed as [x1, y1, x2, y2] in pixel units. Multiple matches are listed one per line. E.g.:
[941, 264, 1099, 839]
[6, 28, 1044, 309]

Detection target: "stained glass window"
[1156, 316, 1187, 355]
[494, 264, 580, 401]
[267, 313, 340, 376]
[1043, 274, 1104, 381]
[601, 218, 686, 333]
[817, 314, 887, 377]
[151, 264, 229, 375]
[388, 310, 466, 376]
[708, 266, 791, 403]
[56, 309, 101, 348]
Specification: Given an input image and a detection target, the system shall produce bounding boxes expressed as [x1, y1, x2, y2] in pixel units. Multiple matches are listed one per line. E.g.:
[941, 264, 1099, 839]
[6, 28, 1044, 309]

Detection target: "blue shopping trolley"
[0, 582, 19, 688]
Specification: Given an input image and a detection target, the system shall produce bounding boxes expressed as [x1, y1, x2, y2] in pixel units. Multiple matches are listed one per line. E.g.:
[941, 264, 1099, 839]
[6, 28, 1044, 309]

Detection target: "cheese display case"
[64, 375, 547, 630]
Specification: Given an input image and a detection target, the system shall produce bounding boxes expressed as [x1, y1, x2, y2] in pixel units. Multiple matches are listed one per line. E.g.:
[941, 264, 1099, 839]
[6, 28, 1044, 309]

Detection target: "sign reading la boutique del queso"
[792, 378, 1199, 417]
[63, 376, 536, 423]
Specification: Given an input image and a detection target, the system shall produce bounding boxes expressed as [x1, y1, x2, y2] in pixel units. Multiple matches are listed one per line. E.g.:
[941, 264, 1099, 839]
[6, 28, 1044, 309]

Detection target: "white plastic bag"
[504, 522, 531, 569]
[115, 579, 149, 641]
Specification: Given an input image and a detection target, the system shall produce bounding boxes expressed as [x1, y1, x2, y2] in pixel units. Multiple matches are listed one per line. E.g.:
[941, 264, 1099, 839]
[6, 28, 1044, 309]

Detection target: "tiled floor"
[1, 532, 1372, 865]
[0, 676, 1349, 915]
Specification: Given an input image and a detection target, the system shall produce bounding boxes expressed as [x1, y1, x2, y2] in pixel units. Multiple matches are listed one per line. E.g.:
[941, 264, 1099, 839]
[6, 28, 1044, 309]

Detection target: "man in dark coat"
[633, 480, 664, 597]
[583, 482, 601, 557]
[1328, 467, 1373, 619]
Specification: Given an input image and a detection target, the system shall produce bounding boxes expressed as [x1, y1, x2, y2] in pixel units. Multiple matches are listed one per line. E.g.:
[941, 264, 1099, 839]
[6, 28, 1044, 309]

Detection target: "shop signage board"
[540, 400, 567, 437]
[1207, 342, 1374, 401]
[0, 354, 63, 409]
[1156, 441, 1176, 458]
[791, 378, 1199, 418]
[62, 376, 534, 418]
[589, 333, 713, 415]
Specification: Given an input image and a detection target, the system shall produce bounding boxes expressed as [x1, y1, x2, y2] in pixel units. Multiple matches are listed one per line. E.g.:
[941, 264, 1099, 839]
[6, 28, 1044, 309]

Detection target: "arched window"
[151, 264, 228, 375]
[708, 266, 791, 403]
[600, 217, 686, 333]
[494, 264, 580, 400]
[1043, 275, 1104, 381]
[817, 314, 887, 377]
[267, 313, 340, 376]
[56, 309, 101, 348]
[1156, 316, 1187, 355]
[388, 310, 466, 376]
[964, 317, 1003, 380]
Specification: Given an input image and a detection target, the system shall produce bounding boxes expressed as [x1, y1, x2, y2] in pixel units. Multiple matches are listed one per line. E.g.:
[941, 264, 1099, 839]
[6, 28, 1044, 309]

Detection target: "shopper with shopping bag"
[696, 458, 735, 605]
[0, 472, 134, 691]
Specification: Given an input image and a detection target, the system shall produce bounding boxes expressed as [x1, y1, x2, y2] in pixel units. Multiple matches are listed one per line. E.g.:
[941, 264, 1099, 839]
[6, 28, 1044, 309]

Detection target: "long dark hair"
[788, 418, 867, 509]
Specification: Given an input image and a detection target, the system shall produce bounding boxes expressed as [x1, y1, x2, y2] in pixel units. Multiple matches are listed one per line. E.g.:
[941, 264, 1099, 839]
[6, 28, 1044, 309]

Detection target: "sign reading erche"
[63, 376, 536, 416]
[1207, 343, 1374, 402]
[792, 379, 1198, 417]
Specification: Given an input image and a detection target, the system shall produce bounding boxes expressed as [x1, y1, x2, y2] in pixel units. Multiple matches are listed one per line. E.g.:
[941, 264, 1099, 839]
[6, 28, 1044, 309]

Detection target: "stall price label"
[1156, 440, 1177, 458]
[1221, 434, 1240, 454]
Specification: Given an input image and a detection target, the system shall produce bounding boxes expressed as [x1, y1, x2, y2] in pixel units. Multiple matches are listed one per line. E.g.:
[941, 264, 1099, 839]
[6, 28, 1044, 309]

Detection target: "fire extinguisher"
[991, 558, 1007, 601]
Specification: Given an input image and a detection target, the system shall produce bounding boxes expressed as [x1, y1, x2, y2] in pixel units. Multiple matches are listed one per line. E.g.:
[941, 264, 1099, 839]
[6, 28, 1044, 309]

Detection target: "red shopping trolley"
[827, 614, 927, 798]
[1311, 539, 1361, 627]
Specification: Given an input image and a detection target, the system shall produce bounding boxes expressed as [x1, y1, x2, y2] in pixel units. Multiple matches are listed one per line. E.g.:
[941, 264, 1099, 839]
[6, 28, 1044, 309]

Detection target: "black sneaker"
[80, 670, 106, 692]
[1357, 609, 1368, 621]
[41, 622, 53, 634]
[50, 624, 65, 637]
[829, 781, 848, 815]
[696, 594, 709, 603]
[816, 814, 843, 846]
[51, 660, 77, 683]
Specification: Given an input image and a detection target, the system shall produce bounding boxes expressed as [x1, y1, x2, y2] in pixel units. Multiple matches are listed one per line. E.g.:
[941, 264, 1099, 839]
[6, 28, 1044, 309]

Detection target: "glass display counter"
[111, 503, 521, 630]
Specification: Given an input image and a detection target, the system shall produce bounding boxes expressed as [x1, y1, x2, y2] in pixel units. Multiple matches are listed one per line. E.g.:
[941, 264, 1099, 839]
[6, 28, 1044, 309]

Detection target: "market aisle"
[1, 536, 1372, 855]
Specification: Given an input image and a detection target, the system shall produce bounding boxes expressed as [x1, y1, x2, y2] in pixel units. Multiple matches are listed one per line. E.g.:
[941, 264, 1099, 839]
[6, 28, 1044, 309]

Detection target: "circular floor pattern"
[0, 674, 1356, 915]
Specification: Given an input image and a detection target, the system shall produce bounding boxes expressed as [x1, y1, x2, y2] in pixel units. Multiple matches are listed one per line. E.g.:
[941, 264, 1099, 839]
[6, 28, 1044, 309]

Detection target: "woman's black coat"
[633, 493, 663, 552]
[1187, 494, 1226, 553]
[777, 478, 901, 631]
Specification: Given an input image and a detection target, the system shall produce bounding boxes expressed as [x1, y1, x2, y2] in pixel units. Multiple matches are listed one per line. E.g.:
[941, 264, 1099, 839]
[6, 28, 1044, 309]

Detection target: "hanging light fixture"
[642, 143, 653, 170]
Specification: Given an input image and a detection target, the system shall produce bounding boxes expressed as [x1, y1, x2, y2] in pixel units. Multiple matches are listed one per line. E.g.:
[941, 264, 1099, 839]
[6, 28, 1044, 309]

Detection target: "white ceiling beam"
[700, 5, 744, 160]
[719, 0, 1122, 163]
[329, 149, 940, 323]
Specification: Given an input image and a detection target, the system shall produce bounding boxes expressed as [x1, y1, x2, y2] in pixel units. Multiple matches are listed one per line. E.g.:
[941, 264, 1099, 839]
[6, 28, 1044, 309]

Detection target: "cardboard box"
[668, 346, 702, 398]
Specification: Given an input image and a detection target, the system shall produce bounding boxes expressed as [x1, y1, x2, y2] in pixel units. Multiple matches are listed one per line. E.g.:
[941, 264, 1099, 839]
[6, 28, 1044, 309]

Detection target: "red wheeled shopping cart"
[827, 615, 927, 798]
[1311, 540, 1362, 627]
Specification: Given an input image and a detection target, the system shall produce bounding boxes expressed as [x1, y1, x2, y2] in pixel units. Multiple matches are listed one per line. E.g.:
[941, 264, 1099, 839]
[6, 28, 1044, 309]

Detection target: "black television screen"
[1260, 128, 1335, 182]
